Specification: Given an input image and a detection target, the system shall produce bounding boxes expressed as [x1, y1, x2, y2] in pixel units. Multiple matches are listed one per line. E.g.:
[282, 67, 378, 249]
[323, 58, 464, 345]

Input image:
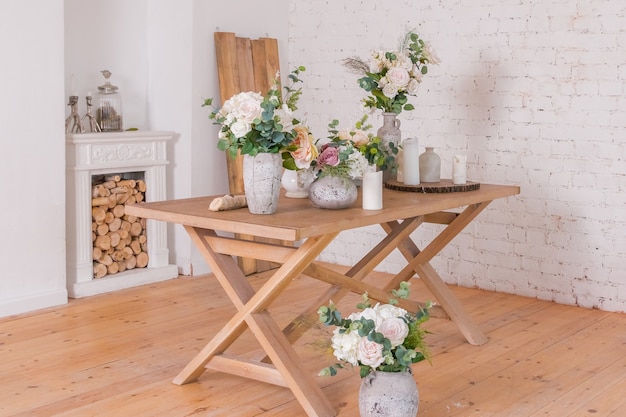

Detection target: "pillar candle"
[402, 137, 420, 185]
[453, 154, 467, 184]
[396, 149, 404, 183]
[362, 170, 383, 210]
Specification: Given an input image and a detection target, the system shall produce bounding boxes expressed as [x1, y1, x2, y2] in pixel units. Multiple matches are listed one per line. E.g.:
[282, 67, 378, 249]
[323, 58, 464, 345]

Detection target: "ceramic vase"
[358, 370, 419, 417]
[242, 153, 283, 214]
[308, 175, 357, 209]
[281, 168, 314, 198]
[419, 147, 441, 183]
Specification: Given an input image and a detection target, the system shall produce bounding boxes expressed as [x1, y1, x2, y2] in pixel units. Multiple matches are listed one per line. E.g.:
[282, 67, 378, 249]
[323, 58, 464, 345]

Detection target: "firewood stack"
[91, 174, 148, 279]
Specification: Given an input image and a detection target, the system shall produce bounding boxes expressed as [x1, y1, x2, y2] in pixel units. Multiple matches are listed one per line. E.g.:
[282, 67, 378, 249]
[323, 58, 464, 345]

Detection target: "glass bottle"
[96, 70, 123, 132]
[419, 147, 441, 183]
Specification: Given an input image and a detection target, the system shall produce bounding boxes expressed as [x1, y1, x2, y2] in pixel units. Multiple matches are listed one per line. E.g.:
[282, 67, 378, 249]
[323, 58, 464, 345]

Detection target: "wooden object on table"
[126, 183, 520, 417]
[385, 178, 481, 193]
[214, 31, 282, 275]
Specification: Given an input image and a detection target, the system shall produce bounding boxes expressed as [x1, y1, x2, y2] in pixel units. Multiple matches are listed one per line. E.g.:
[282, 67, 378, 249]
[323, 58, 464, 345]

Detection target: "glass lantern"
[96, 70, 123, 132]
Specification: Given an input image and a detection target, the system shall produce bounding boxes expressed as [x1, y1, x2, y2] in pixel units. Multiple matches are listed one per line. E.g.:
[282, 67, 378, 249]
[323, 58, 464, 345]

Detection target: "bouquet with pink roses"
[343, 30, 440, 115]
[318, 281, 431, 378]
[311, 115, 396, 179]
[203, 66, 317, 171]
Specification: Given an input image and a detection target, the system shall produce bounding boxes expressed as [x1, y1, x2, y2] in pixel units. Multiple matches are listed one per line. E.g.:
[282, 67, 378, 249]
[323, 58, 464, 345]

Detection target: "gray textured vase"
[377, 112, 402, 148]
[419, 147, 441, 183]
[243, 153, 283, 214]
[358, 370, 419, 417]
[308, 175, 357, 209]
[376, 112, 402, 181]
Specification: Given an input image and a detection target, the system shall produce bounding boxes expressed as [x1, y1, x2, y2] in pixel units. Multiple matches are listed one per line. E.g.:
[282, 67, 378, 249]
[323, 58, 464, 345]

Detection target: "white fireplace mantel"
[66, 130, 179, 298]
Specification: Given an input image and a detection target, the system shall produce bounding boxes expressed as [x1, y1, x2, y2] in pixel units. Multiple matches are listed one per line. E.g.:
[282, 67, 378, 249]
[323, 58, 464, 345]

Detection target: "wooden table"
[126, 183, 519, 417]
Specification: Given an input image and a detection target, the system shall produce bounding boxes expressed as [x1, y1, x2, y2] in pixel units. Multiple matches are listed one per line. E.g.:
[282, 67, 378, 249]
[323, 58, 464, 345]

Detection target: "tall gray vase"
[377, 112, 401, 180]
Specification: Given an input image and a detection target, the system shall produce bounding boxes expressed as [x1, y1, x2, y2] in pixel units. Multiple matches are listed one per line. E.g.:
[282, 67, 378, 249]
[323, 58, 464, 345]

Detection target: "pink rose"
[357, 338, 384, 368]
[386, 67, 410, 89]
[290, 126, 319, 169]
[378, 317, 409, 347]
[317, 145, 340, 167]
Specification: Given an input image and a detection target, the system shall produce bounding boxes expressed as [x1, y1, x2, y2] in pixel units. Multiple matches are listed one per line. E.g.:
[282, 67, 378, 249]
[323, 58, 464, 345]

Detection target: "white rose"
[382, 82, 399, 98]
[331, 328, 360, 366]
[410, 65, 424, 82]
[229, 120, 251, 138]
[359, 306, 382, 328]
[375, 304, 407, 320]
[235, 93, 263, 123]
[274, 104, 294, 132]
[369, 57, 384, 74]
[378, 317, 409, 347]
[386, 67, 411, 89]
[357, 338, 385, 368]
[423, 43, 441, 65]
[395, 54, 413, 71]
[406, 78, 420, 95]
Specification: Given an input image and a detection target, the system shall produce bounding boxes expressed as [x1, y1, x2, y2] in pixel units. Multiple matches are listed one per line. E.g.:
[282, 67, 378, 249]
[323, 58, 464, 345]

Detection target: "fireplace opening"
[91, 171, 149, 279]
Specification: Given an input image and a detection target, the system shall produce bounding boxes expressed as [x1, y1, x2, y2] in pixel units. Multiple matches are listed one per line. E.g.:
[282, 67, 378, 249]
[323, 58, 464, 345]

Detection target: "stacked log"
[91, 174, 148, 278]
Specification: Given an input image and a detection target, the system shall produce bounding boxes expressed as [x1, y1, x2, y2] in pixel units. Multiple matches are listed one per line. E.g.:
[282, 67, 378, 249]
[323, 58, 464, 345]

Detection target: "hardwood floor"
[1, 269, 624, 417]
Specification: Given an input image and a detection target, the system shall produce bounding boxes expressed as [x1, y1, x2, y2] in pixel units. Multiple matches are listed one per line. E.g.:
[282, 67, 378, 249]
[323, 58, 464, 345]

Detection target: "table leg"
[174, 226, 338, 417]
[383, 201, 493, 345]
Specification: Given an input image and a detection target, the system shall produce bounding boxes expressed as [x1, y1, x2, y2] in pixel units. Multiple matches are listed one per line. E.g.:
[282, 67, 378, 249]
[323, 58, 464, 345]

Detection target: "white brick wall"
[288, 0, 626, 312]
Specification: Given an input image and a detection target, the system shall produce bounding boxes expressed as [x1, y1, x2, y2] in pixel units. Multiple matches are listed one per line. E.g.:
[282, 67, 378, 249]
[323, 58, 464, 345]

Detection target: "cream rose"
[378, 317, 409, 347]
[229, 120, 251, 138]
[357, 338, 384, 368]
[386, 67, 411, 89]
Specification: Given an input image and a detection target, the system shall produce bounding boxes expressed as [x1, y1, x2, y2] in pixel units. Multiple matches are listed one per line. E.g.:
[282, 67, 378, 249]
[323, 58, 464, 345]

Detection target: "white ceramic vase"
[358, 370, 419, 417]
[281, 168, 314, 198]
[243, 153, 283, 214]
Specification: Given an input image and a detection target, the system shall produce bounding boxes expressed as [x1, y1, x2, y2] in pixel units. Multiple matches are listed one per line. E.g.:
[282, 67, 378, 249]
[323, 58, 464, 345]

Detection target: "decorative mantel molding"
[66, 131, 179, 298]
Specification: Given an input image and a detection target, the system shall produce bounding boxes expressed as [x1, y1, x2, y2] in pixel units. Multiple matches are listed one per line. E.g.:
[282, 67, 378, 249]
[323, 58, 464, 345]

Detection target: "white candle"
[453, 154, 467, 184]
[396, 149, 404, 183]
[402, 137, 420, 185]
[362, 170, 383, 210]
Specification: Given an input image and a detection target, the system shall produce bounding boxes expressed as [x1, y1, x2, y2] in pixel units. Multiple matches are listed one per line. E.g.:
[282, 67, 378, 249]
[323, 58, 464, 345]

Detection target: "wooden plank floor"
[1, 268, 625, 417]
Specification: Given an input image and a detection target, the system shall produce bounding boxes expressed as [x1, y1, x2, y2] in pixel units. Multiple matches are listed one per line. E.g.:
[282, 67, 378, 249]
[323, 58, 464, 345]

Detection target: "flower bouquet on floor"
[317, 281, 431, 378]
[318, 282, 432, 417]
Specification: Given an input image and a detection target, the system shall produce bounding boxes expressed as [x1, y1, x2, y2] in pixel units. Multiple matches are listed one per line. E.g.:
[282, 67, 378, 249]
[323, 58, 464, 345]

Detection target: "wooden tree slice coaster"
[384, 179, 480, 193]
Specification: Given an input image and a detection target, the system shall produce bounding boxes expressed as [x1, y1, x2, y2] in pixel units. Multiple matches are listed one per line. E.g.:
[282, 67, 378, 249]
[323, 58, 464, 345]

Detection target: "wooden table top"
[125, 183, 520, 242]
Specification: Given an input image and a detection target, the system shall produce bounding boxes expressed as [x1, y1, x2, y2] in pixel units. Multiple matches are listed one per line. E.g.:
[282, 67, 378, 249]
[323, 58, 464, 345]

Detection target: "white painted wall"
[288, 1, 626, 312]
[0, 0, 67, 316]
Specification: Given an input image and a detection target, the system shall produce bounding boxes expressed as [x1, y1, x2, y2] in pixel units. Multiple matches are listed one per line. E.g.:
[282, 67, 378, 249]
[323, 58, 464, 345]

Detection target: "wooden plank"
[214, 32, 284, 275]
[236, 37, 255, 92]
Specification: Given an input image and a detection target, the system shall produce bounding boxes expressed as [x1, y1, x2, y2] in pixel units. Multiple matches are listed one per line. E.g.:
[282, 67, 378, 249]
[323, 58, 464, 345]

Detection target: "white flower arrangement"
[318, 282, 431, 378]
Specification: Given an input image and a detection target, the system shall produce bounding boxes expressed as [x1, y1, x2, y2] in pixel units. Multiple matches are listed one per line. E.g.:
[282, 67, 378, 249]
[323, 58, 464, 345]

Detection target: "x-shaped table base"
[171, 201, 492, 417]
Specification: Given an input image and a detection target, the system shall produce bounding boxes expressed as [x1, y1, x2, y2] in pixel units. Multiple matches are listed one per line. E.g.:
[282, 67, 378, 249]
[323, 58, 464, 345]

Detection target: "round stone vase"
[308, 175, 357, 209]
[358, 370, 419, 417]
[243, 153, 283, 214]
